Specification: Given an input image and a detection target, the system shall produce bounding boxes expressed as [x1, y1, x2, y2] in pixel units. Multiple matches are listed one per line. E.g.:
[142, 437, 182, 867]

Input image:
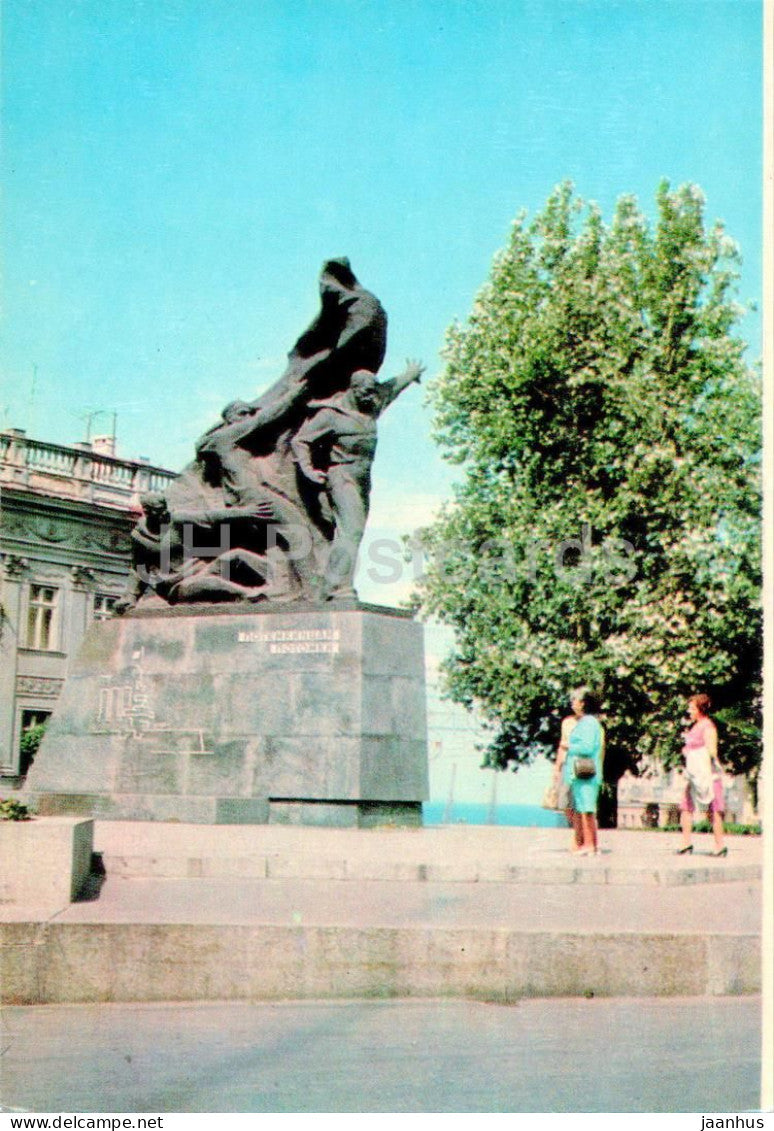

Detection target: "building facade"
[0, 429, 175, 782]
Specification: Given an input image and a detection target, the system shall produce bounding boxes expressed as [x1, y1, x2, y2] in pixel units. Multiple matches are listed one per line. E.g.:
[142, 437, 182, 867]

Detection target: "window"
[25, 585, 59, 650]
[19, 710, 51, 776]
[93, 594, 118, 621]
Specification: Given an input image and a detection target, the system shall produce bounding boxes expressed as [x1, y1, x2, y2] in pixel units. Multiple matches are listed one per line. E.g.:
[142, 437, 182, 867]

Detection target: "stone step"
[93, 821, 762, 887]
[99, 849, 761, 886]
[1, 918, 760, 1004]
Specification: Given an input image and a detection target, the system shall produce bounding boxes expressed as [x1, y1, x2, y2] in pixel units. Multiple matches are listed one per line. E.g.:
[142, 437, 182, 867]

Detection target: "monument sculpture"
[116, 258, 423, 609]
[25, 260, 430, 827]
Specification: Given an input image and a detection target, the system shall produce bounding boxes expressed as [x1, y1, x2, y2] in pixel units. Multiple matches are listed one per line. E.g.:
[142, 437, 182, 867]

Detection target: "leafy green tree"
[19, 721, 48, 777]
[417, 182, 761, 798]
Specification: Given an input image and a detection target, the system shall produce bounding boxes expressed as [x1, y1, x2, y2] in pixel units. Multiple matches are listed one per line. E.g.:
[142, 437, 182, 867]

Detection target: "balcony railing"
[0, 430, 176, 510]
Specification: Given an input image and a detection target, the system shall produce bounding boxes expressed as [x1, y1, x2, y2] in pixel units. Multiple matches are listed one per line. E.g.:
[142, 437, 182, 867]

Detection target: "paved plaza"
[0, 996, 763, 1113]
[0, 824, 767, 1113]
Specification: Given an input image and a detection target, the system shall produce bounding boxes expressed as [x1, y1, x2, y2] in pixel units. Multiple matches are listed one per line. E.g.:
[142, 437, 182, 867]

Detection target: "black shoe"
[710, 847, 728, 858]
[676, 845, 693, 855]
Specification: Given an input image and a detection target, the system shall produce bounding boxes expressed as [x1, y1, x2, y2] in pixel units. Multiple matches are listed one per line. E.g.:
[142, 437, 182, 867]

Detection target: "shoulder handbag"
[574, 757, 597, 779]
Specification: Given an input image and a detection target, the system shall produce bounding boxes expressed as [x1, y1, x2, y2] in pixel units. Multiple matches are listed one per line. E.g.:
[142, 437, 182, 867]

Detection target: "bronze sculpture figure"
[117, 259, 422, 610]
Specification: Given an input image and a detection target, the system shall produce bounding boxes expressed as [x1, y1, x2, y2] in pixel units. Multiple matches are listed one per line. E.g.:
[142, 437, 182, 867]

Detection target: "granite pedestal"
[25, 603, 428, 826]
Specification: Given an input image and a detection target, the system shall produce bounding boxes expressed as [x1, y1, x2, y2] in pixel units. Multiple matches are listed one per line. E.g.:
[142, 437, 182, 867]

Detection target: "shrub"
[0, 798, 32, 821]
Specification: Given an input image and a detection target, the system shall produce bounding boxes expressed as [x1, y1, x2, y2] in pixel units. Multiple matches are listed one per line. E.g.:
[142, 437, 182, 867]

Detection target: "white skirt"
[685, 748, 714, 806]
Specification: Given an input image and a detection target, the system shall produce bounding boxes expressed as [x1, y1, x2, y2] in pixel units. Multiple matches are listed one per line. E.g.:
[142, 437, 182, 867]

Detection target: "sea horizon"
[422, 800, 567, 828]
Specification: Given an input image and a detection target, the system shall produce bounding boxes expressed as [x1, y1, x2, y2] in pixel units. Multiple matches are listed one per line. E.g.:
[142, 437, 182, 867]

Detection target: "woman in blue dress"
[564, 688, 604, 856]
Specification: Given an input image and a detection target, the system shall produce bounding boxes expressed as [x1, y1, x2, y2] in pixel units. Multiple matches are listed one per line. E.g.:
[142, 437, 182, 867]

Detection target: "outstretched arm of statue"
[245, 348, 332, 417]
[171, 502, 275, 525]
[197, 382, 303, 456]
[196, 413, 254, 456]
[376, 358, 425, 412]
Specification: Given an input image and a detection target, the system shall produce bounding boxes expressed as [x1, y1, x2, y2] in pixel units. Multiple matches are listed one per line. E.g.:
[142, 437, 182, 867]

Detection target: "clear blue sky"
[1, 0, 763, 498]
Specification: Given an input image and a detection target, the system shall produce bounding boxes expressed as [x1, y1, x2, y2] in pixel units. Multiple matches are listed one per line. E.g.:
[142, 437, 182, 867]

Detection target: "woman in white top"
[677, 693, 727, 857]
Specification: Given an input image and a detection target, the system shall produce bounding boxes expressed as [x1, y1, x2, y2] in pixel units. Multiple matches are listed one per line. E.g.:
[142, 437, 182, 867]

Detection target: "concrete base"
[0, 921, 759, 1005]
[0, 826, 762, 1004]
[0, 817, 93, 912]
[24, 604, 429, 825]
